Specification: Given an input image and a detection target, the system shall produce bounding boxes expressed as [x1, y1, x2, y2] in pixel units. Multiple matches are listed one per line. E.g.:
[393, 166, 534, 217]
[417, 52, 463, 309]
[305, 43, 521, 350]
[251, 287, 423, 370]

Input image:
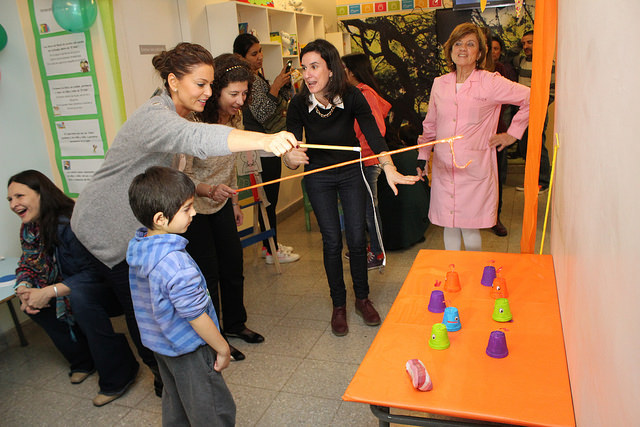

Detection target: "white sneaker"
[278, 243, 294, 253]
[265, 250, 300, 264]
[261, 244, 294, 257]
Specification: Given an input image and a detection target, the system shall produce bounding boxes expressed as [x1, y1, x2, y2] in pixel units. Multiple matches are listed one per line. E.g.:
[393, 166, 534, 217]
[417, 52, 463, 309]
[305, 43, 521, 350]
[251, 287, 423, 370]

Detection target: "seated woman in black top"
[283, 39, 418, 336]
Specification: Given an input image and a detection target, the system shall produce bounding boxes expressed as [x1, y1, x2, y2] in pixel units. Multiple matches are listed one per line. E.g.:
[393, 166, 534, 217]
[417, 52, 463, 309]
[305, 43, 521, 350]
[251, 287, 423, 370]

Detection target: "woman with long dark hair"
[8, 170, 139, 407]
[284, 39, 418, 336]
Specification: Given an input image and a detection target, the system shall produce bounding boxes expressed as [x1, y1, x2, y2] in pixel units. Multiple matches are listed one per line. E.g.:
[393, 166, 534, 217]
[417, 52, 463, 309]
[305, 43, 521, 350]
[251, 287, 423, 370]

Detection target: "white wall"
[113, 0, 185, 114]
[552, 1, 640, 424]
[0, 1, 55, 334]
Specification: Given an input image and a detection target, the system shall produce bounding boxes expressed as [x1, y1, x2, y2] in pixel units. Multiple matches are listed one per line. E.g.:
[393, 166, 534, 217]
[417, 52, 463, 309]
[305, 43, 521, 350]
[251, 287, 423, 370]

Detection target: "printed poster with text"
[28, 0, 108, 196]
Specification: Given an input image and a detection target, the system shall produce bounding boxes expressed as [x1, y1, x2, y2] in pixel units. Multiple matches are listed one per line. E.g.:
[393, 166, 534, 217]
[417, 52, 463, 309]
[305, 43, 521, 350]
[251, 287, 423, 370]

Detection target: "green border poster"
[28, 0, 108, 197]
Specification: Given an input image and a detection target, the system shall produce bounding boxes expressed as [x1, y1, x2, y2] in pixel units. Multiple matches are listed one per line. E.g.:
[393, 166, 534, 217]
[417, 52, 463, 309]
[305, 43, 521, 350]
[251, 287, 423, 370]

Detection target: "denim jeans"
[28, 305, 95, 374]
[363, 164, 383, 255]
[305, 165, 369, 307]
[66, 271, 140, 393]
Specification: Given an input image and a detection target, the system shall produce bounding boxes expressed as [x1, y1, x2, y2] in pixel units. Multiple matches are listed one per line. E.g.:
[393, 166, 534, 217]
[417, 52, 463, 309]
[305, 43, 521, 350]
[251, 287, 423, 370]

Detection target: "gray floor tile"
[256, 392, 340, 427]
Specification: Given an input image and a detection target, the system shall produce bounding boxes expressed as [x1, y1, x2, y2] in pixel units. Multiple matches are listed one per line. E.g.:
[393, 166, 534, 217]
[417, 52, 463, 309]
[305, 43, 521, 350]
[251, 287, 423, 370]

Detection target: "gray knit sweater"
[71, 92, 234, 268]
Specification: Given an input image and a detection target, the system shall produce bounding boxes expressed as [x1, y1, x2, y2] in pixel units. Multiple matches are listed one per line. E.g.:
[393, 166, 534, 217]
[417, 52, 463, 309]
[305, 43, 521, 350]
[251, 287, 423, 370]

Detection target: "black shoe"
[491, 219, 508, 237]
[153, 375, 163, 398]
[226, 328, 265, 344]
[229, 344, 245, 361]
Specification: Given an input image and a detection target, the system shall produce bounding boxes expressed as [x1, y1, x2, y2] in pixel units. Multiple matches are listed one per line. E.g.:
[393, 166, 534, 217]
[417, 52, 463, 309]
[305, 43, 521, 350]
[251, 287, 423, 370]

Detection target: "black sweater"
[286, 85, 389, 170]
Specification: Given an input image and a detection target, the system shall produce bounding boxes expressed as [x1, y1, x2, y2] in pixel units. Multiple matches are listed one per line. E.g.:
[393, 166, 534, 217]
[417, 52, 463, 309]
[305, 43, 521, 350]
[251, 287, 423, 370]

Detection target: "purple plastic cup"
[427, 290, 446, 313]
[481, 265, 496, 287]
[486, 330, 509, 358]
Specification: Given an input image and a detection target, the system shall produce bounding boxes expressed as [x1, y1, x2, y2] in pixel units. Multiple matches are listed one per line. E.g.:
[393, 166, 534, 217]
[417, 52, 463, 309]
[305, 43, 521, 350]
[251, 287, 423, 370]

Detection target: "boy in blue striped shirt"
[126, 166, 235, 426]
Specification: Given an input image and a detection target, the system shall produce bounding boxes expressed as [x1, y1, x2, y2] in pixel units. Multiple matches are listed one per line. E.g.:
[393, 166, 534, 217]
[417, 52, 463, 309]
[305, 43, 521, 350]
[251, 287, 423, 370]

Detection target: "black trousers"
[182, 202, 247, 333]
[94, 259, 159, 375]
[258, 156, 282, 253]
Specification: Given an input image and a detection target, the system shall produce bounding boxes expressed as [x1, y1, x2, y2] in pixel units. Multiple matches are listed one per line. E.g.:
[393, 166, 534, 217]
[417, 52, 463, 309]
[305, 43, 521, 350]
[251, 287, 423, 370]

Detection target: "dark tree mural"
[340, 4, 534, 146]
[342, 11, 446, 143]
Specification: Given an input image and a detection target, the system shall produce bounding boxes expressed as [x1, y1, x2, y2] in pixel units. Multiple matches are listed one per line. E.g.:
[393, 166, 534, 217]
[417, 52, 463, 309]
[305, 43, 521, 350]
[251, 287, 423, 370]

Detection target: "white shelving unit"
[204, 2, 325, 82]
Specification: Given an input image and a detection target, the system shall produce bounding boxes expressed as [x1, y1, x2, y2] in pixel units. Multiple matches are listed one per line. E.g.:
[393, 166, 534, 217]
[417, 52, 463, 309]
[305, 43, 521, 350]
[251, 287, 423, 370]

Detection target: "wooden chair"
[237, 174, 281, 273]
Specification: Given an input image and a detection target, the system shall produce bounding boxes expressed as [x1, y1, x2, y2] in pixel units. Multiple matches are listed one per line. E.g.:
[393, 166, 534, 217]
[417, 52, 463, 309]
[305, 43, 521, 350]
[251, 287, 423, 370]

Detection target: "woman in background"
[416, 23, 530, 251]
[8, 170, 139, 407]
[181, 54, 264, 362]
[233, 33, 300, 265]
[342, 53, 391, 270]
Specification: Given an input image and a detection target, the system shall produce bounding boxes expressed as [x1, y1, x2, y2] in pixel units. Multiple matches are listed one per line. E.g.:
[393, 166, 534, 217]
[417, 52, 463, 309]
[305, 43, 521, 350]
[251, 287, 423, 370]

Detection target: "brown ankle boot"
[331, 305, 348, 336]
[355, 298, 381, 326]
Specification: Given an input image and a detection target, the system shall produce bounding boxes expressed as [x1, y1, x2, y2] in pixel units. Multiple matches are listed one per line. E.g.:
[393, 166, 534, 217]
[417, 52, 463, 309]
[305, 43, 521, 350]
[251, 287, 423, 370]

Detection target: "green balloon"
[52, 0, 98, 33]
[0, 24, 7, 51]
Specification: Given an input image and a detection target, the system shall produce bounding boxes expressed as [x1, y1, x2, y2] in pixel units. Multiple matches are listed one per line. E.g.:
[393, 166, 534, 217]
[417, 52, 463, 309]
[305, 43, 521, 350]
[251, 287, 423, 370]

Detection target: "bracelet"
[231, 202, 239, 206]
[282, 154, 297, 170]
[53, 285, 58, 298]
[207, 185, 215, 198]
[379, 160, 394, 169]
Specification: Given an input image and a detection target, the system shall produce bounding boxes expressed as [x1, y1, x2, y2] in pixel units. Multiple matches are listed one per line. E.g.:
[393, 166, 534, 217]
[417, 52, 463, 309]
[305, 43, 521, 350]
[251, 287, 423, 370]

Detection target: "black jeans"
[305, 165, 369, 307]
[258, 156, 282, 253]
[94, 259, 158, 375]
[182, 202, 247, 333]
[66, 272, 139, 393]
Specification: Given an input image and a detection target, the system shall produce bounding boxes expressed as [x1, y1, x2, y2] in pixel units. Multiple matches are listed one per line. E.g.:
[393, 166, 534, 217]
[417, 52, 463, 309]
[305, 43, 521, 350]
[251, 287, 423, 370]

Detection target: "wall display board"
[28, 0, 107, 196]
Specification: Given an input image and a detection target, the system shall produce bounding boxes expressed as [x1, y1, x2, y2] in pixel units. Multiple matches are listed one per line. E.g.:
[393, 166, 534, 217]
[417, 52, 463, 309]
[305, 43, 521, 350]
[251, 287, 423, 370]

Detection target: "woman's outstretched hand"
[263, 131, 299, 156]
[383, 164, 420, 196]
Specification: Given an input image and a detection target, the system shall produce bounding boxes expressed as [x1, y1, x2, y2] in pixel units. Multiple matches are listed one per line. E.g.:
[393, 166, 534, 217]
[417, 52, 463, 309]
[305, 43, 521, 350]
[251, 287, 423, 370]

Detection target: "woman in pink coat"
[417, 23, 530, 251]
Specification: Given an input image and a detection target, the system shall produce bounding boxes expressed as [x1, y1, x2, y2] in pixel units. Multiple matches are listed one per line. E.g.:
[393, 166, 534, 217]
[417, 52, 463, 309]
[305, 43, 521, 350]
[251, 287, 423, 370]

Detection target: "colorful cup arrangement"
[423, 262, 515, 363]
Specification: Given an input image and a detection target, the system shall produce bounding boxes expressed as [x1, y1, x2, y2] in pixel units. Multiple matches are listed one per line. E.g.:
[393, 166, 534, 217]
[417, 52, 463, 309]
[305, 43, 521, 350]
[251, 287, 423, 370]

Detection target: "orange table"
[343, 250, 575, 427]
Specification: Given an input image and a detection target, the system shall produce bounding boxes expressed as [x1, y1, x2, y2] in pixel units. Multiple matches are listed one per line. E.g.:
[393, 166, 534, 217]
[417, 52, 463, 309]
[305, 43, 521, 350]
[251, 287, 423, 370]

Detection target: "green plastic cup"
[492, 298, 513, 322]
[428, 323, 450, 350]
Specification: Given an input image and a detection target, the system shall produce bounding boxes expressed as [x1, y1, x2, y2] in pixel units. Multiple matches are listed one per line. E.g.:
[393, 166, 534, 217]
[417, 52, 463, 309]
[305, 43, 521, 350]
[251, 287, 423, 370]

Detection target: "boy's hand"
[214, 344, 231, 372]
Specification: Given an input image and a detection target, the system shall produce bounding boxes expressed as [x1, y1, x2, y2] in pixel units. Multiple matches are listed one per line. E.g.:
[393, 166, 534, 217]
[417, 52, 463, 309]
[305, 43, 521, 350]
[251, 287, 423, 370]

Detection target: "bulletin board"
[27, 0, 108, 197]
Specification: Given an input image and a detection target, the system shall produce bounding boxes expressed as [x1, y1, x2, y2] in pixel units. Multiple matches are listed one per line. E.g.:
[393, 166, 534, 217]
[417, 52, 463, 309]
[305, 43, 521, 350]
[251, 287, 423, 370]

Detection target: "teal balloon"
[52, 0, 98, 33]
[0, 24, 7, 51]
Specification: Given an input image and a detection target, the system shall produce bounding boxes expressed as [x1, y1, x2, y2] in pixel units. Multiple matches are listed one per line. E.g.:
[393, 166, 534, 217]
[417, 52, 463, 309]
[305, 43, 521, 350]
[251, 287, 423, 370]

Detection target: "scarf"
[16, 222, 74, 325]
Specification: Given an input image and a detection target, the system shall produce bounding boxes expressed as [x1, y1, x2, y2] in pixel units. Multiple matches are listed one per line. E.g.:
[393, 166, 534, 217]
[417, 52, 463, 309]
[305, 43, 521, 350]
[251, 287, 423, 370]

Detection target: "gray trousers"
[155, 346, 236, 427]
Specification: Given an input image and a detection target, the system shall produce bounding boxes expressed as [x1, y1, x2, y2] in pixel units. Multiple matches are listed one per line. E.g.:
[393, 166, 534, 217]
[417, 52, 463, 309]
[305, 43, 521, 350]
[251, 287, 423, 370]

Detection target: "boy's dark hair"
[128, 166, 195, 229]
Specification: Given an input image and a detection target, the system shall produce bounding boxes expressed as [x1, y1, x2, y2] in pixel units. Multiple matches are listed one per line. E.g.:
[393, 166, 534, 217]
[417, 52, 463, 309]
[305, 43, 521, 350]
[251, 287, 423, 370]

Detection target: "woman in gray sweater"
[71, 43, 297, 395]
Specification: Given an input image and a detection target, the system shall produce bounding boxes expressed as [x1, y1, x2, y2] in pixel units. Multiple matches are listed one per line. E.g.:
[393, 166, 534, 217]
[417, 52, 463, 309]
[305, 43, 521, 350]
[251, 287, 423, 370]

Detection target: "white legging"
[443, 227, 482, 251]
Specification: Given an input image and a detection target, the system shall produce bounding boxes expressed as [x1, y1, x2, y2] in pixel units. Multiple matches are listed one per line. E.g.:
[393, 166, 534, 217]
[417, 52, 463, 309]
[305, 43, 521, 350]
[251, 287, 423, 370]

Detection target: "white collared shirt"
[307, 93, 345, 113]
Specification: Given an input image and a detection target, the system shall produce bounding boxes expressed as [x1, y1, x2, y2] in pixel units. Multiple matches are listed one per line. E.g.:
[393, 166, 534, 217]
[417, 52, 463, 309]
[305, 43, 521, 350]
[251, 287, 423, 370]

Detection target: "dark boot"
[355, 298, 381, 326]
[331, 305, 348, 336]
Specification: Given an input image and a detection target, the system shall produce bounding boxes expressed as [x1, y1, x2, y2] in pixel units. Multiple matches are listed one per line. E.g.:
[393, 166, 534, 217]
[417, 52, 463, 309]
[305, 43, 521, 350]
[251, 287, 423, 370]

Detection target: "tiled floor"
[0, 161, 550, 426]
